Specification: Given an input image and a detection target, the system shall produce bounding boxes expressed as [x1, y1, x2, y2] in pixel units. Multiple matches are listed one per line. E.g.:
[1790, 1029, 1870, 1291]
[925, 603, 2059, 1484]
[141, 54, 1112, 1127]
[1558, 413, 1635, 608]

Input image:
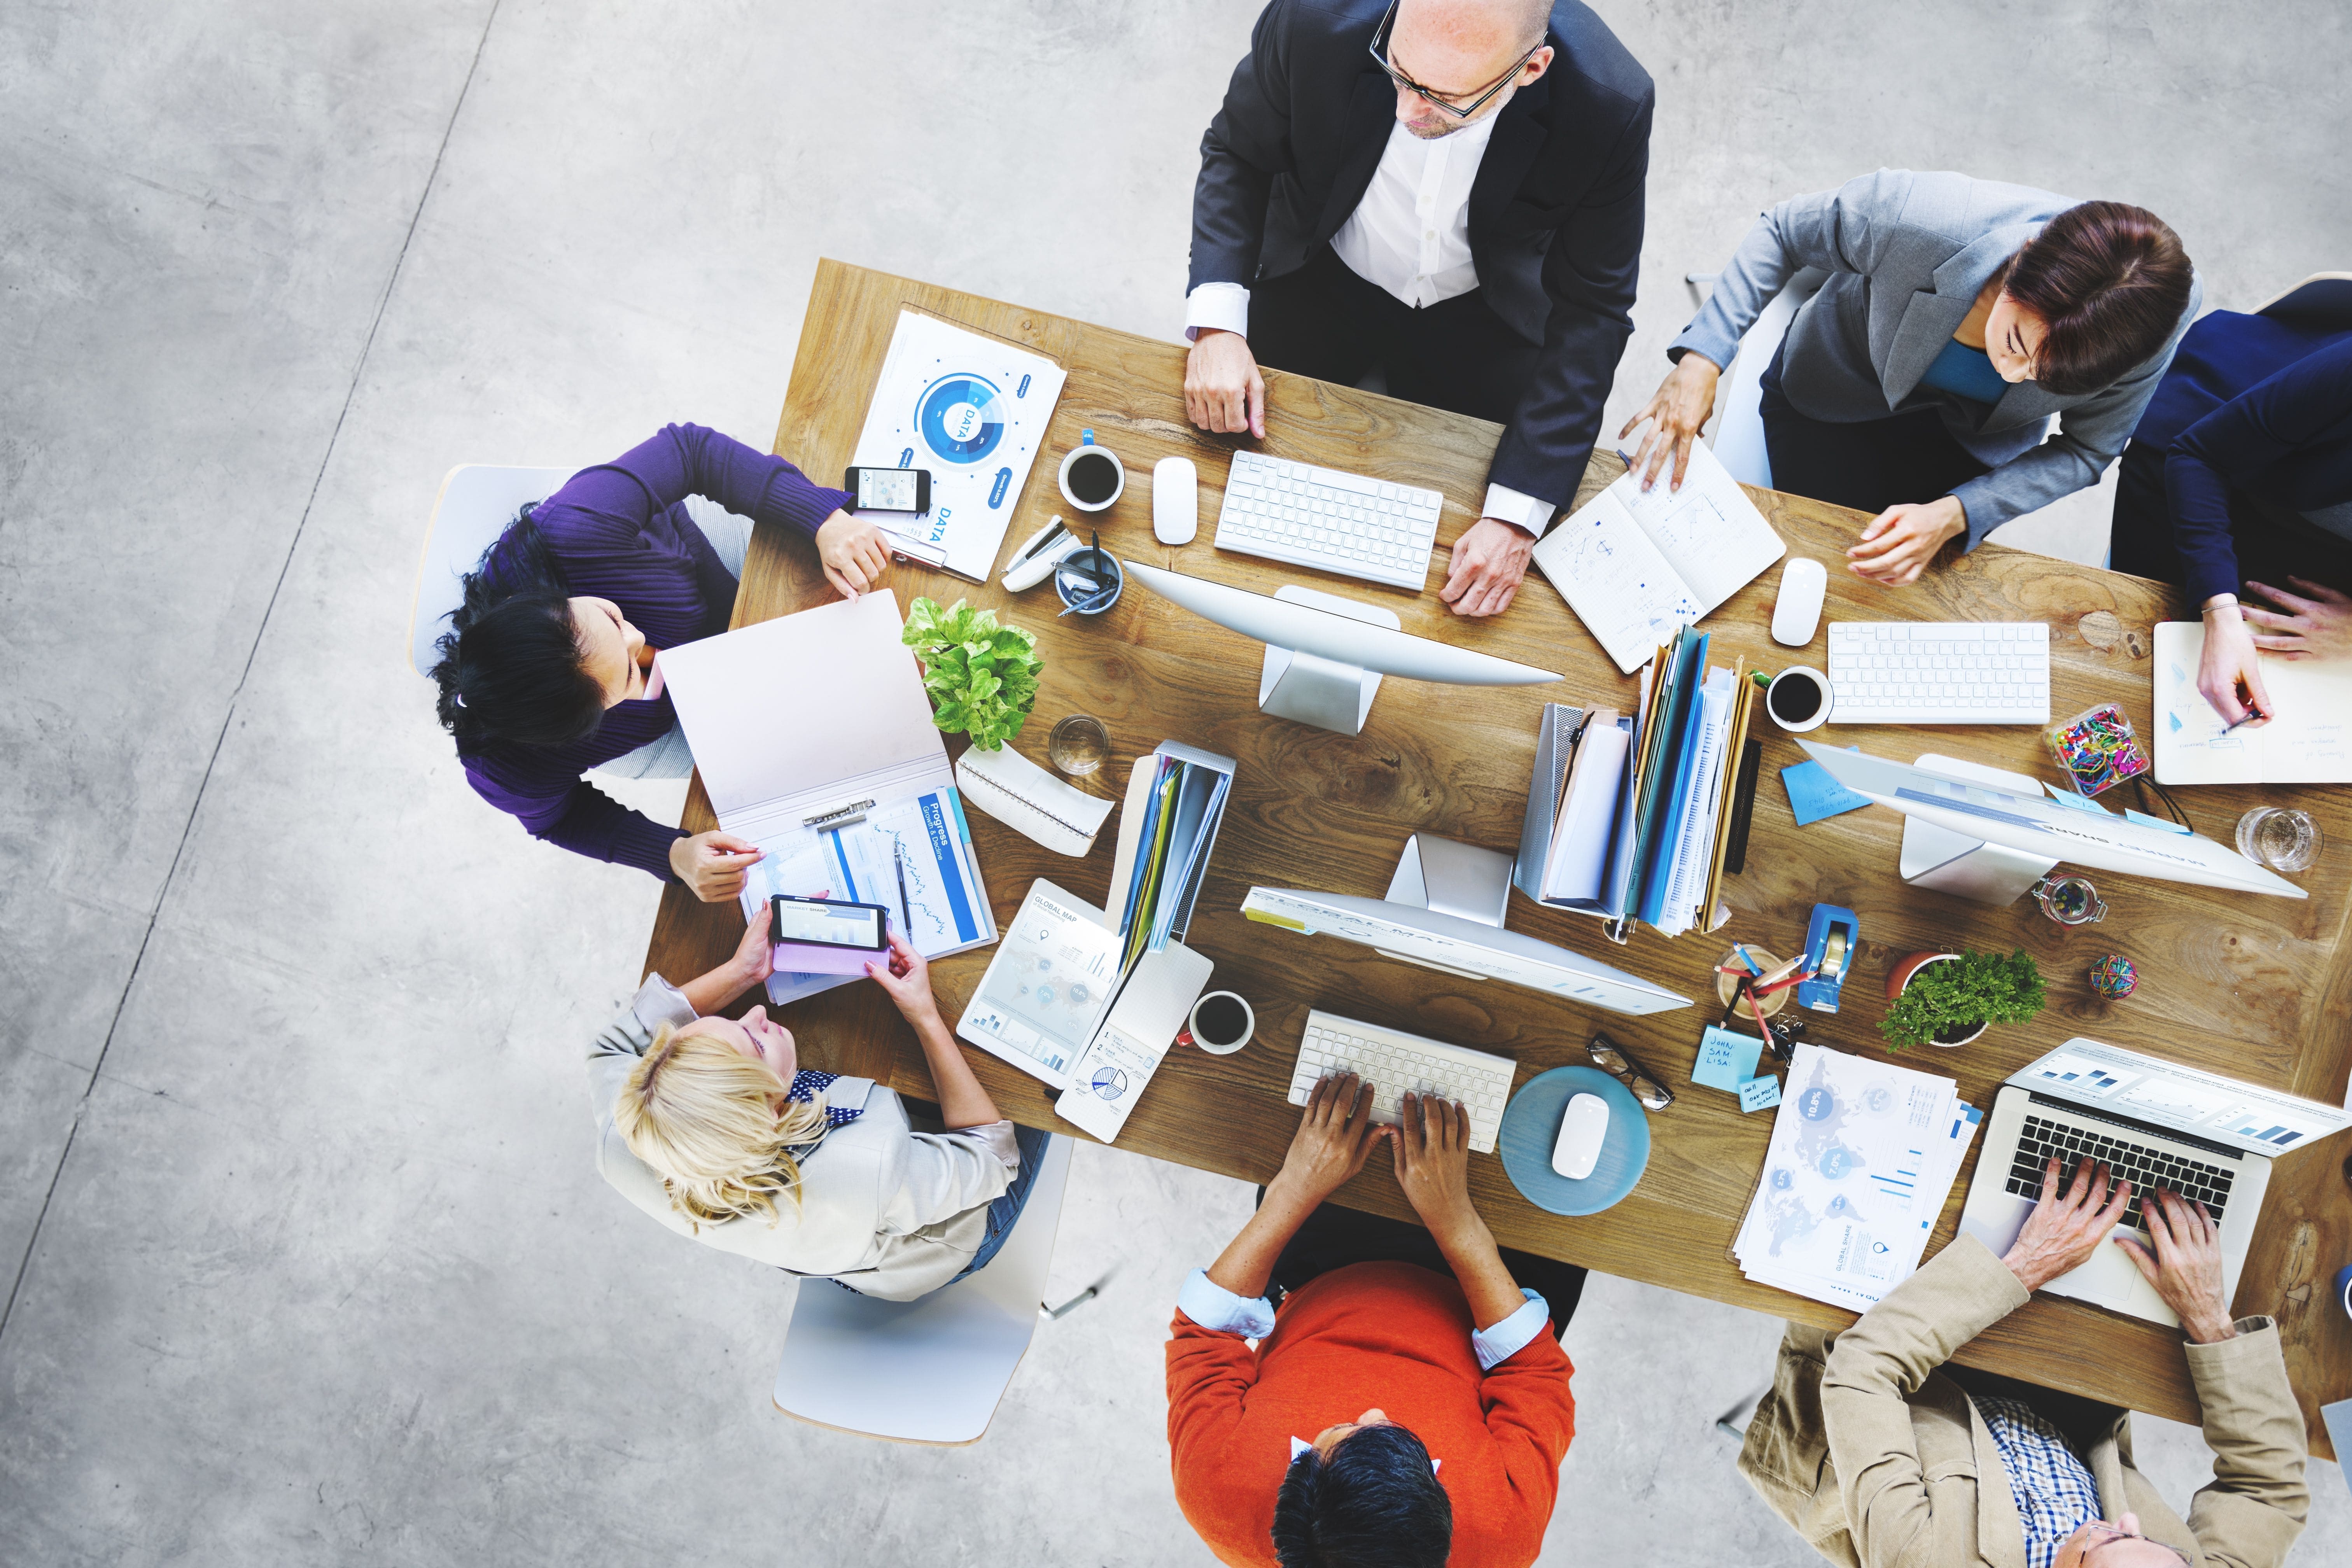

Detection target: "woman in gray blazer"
[588, 907, 1046, 1301]
[1629, 170, 2198, 585]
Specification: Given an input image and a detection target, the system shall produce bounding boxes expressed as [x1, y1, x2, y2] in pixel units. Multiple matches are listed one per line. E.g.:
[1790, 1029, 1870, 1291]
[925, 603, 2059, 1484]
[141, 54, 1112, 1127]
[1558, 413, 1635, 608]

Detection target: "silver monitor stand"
[1897, 752, 2058, 905]
[1258, 585, 1397, 735]
[1377, 833, 1515, 978]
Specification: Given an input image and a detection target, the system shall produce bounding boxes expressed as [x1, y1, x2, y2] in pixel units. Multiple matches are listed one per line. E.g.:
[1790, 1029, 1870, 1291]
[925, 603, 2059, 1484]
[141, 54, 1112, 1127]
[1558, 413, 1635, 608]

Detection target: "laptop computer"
[1958, 1037, 2352, 1326]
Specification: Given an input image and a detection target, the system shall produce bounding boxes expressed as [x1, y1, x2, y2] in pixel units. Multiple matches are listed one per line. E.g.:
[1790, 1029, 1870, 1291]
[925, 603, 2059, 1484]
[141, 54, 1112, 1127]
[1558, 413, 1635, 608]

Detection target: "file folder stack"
[1512, 625, 1758, 939]
[1104, 740, 1237, 965]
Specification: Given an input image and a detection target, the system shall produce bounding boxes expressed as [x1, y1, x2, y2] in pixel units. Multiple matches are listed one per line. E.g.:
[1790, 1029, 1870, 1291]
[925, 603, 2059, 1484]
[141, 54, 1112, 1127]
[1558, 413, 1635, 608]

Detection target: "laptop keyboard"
[2006, 1113, 2233, 1230]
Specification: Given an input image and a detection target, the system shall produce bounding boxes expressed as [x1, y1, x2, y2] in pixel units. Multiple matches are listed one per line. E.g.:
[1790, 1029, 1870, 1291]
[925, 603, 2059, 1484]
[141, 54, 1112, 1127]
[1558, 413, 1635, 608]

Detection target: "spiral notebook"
[956, 743, 1116, 856]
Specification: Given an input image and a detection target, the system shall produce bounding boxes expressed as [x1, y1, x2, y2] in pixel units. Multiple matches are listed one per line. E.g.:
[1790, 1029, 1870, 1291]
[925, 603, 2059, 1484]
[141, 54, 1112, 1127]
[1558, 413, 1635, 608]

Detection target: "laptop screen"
[2016, 1037, 2352, 1157]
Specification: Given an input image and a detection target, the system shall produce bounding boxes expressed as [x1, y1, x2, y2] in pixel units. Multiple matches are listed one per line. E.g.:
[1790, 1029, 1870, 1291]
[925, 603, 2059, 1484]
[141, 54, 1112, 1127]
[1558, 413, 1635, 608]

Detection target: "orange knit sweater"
[1166, 1261, 1576, 1568]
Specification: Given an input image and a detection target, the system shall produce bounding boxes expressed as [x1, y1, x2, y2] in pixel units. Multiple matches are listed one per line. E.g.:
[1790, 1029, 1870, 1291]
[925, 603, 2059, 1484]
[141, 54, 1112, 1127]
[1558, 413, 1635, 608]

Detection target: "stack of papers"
[1105, 752, 1232, 968]
[1733, 1044, 1983, 1312]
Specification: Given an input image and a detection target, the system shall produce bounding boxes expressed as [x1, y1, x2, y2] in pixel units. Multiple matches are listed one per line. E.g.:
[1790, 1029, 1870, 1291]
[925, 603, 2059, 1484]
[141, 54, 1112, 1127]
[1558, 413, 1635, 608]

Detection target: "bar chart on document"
[745, 791, 988, 1004]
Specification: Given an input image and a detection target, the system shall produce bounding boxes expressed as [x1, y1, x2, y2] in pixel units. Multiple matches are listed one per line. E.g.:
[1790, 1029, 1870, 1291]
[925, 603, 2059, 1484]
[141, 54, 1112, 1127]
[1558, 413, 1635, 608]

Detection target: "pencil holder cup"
[1054, 548, 1124, 615]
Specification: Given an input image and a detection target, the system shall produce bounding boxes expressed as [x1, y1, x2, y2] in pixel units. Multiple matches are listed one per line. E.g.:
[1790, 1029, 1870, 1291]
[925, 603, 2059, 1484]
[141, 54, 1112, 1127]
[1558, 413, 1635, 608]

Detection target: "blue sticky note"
[2124, 807, 2193, 835]
[1693, 1026, 1764, 1092]
[1739, 1075, 1782, 1113]
[2043, 782, 2115, 816]
[1780, 748, 1871, 827]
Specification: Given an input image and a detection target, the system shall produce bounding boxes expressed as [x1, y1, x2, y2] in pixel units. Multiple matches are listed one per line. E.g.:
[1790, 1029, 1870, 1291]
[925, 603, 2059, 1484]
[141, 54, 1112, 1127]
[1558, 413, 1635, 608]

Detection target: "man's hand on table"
[2115, 1189, 2239, 1344]
[2002, 1157, 2132, 1293]
[1440, 517, 1536, 617]
[1184, 329, 1267, 439]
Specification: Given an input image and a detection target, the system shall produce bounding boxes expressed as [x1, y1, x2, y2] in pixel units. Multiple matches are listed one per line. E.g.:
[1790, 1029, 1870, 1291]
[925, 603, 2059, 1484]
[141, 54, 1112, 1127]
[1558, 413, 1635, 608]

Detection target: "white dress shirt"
[1185, 109, 1554, 535]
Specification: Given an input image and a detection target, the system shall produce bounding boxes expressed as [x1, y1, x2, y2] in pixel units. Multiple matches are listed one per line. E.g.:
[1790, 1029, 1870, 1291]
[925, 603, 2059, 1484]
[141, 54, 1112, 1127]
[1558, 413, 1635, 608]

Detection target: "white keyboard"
[1214, 451, 1443, 591]
[1285, 1009, 1518, 1154]
[1827, 621, 2051, 725]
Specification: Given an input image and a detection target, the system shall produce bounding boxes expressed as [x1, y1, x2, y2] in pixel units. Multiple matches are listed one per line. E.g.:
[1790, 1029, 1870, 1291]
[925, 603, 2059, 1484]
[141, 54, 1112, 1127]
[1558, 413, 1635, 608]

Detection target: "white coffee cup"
[1183, 991, 1255, 1055]
[1765, 666, 1832, 733]
[1057, 430, 1126, 513]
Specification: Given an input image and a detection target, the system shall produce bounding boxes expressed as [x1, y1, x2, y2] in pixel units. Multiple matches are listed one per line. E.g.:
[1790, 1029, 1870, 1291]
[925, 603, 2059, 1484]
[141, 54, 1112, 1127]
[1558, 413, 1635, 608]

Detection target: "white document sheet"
[2152, 621, 2352, 784]
[1054, 941, 1214, 1143]
[1532, 434, 1786, 673]
[1540, 719, 1630, 904]
[1656, 669, 1734, 936]
[850, 310, 1068, 581]
[956, 881, 1124, 1089]
[1732, 1045, 1980, 1311]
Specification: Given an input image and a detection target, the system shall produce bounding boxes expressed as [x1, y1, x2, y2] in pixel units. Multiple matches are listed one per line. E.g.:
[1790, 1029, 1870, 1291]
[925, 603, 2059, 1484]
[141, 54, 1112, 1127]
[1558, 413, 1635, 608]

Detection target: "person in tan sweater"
[1740, 1157, 2309, 1568]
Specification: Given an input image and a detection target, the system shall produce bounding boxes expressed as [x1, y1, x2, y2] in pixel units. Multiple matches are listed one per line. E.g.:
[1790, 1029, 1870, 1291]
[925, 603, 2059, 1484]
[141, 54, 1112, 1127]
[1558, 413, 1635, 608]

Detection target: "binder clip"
[1796, 904, 1859, 1013]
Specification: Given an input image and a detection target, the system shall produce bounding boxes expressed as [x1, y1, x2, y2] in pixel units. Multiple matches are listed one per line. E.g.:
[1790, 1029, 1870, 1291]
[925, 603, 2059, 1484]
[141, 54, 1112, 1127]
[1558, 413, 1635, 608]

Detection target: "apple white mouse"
[1771, 557, 1828, 646]
[1551, 1092, 1610, 1180]
[1153, 457, 1199, 545]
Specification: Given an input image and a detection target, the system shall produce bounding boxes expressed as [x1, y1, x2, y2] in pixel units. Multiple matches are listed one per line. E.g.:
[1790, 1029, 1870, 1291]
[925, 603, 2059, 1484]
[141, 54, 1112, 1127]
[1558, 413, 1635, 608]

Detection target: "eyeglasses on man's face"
[1367, 0, 1544, 121]
[1587, 1032, 1674, 1111]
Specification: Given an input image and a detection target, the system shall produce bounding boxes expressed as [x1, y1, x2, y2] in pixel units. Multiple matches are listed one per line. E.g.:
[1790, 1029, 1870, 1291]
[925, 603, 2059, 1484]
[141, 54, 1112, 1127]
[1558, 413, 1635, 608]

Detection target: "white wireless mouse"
[1771, 557, 1828, 646]
[1153, 457, 1199, 545]
[1551, 1092, 1610, 1181]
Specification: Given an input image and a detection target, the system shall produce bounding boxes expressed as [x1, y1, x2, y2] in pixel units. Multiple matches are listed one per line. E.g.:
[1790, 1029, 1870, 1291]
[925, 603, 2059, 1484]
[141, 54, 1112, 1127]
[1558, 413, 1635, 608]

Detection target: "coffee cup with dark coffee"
[1058, 430, 1126, 513]
[1182, 990, 1255, 1055]
[1765, 666, 1832, 733]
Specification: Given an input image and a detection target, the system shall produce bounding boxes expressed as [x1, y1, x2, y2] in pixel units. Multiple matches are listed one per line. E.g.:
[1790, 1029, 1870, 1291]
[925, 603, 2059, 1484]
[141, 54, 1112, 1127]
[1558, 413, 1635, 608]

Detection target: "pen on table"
[892, 839, 912, 938]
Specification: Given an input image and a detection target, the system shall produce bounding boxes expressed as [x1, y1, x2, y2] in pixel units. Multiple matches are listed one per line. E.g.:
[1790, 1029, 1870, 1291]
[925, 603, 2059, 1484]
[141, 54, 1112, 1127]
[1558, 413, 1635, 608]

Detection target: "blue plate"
[1496, 1066, 1652, 1217]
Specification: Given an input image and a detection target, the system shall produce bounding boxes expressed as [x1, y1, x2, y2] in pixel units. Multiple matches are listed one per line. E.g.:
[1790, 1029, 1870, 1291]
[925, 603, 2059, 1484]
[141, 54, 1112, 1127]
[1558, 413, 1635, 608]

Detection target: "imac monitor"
[1123, 560, 1562, 735]
[1797, 741, 2306, 898]
[1241, 886, 1691, 1016]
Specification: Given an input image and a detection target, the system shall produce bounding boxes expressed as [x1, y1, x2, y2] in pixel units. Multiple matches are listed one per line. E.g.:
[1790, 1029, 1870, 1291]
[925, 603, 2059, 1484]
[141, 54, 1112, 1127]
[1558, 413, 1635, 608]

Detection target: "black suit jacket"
[1189, 0, 1652, 509]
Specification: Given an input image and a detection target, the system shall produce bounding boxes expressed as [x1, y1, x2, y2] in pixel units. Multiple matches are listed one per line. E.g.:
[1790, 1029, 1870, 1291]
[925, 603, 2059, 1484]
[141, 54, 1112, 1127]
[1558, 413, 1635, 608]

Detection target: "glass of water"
[1047, 714, 1110, 777]
[2236, 807, 2320, 873]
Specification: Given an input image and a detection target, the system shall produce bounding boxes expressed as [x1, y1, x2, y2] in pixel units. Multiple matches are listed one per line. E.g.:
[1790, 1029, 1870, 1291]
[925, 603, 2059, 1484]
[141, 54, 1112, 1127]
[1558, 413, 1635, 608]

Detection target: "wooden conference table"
[644, 260, 2352, 1455]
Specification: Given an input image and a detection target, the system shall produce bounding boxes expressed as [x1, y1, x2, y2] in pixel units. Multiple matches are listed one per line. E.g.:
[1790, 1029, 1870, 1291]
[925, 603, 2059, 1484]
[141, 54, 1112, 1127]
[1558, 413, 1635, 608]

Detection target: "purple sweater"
[459, 424, 850, 880]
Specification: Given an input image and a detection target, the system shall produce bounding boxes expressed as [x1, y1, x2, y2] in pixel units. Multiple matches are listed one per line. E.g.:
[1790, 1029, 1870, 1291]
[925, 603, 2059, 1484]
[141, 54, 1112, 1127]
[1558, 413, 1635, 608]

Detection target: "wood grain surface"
[642, 260, 2352, 1454]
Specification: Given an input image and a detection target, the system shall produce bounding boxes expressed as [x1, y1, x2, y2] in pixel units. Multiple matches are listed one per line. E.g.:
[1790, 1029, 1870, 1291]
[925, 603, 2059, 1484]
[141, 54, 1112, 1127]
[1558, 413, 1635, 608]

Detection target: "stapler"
[1001, 515, 1085, 592]
[1796, 903, 1859, 1013]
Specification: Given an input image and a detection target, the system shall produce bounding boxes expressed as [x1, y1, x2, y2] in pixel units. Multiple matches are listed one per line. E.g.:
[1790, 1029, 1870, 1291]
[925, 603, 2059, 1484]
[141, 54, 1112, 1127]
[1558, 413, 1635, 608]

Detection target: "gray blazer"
[1671, 169, 2201, 547]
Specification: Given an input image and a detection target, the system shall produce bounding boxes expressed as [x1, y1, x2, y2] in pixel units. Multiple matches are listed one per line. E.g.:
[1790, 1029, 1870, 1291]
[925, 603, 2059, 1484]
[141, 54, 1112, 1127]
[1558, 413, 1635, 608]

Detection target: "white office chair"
[1705, 268, 1827, 488]
[409, 464, 581, 677]
[773, 1133, 1082, 1445]
[2252, 270, 2352, 326]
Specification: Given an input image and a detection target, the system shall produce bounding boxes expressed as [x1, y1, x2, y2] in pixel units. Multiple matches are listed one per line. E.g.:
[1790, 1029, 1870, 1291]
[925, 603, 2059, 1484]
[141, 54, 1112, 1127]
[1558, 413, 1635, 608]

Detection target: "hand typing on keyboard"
[1999, 1156, 2133, 1293]
[2113, 1189, 2239, 1344]
[1266, 1073, 1390, 1213]
[1846, 495, 1967, 586]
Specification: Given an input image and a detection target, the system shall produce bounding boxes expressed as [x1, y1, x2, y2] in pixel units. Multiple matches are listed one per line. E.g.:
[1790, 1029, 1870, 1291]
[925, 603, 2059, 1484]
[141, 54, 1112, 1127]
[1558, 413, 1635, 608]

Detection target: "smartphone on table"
[843, 466, 930, 513]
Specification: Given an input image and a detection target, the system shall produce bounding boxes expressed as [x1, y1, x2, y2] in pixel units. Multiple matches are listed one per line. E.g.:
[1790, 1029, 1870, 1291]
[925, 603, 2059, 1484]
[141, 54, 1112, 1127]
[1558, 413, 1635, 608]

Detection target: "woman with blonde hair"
[588, 906, 1045, 1300]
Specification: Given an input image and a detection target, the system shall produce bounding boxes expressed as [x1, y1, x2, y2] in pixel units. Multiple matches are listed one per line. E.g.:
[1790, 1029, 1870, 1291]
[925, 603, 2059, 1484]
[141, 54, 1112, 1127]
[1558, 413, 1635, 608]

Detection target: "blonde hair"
[612, 1022, 833, 1228]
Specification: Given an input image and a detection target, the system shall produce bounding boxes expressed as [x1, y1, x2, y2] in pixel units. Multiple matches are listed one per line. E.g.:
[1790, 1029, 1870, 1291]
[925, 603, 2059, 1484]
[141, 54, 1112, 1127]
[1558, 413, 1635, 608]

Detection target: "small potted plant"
[901, 597, 1043, 752]
[1880, 948, 2046, 1050]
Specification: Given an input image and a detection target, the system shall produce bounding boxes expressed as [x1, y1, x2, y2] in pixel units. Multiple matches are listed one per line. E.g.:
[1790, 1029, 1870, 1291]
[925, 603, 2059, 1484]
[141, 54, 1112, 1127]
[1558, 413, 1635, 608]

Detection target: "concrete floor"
[4, 1, 2347, 1562]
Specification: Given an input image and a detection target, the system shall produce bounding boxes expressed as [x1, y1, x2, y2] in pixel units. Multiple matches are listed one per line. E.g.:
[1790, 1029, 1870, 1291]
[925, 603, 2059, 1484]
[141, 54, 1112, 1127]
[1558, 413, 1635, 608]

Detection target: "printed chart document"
[1732, 1045, 1982, 1312]
[656, 591, 996, 1006]
[1055, 942, 1215, 1143]
[850, 310, 1068, 581]
[2152, 621, 2352, 784]
[1532, 435, 1786, 673]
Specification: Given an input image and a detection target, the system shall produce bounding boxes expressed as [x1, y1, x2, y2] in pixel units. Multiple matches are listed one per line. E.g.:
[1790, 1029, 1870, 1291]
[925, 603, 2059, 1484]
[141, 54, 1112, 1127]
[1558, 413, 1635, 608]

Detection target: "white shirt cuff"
[1482, 483, 1556, 537]
[1185, 282, 1251, 343]
[1176, 1267, 1278, 1338]
[1471, 1289, 1550, 1370]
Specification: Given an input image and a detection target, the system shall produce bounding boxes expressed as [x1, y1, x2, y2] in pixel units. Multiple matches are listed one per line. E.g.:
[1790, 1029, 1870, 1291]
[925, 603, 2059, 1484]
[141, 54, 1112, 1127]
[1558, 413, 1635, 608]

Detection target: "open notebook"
[2152, 621, 2352, 784]
[1532, 435, 1785, 674]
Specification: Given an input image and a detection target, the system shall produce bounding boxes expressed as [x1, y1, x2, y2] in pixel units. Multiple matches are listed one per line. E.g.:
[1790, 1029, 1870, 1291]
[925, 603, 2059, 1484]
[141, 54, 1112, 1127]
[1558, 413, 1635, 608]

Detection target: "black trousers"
[1249, 246, 1540, 425]
[1759, 347, 1992, 515]
[1257, 1192, 1588, 1339]
[2107, 437, 2352, 591]
[1941, 1363, 2123, 1455]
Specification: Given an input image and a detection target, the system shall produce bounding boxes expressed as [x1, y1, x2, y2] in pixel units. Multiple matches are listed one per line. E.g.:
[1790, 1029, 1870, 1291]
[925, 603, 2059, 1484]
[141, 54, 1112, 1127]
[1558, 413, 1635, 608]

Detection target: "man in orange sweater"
[1166, 1073, 1580, 1568]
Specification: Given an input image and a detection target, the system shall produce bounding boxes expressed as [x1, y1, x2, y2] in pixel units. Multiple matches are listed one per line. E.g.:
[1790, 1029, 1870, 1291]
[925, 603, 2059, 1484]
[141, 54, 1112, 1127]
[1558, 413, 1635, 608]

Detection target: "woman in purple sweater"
[429, 423, 891, 900]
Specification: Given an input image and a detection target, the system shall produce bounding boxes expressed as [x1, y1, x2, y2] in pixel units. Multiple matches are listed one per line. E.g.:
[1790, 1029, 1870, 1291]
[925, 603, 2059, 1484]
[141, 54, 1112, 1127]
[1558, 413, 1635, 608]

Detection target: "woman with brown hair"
[1629, 170, 2199, 586]
[586, 906, 1047, 1300]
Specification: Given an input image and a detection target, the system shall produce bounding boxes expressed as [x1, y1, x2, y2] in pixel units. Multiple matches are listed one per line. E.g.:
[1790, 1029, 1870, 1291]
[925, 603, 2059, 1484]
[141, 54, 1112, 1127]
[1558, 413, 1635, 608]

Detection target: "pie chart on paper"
[917, 373, 1007, 464]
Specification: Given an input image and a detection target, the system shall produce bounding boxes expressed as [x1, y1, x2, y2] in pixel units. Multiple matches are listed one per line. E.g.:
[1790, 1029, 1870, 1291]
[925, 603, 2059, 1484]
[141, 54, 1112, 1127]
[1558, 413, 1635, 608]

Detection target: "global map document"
[1734, 1045, 1982, 1311]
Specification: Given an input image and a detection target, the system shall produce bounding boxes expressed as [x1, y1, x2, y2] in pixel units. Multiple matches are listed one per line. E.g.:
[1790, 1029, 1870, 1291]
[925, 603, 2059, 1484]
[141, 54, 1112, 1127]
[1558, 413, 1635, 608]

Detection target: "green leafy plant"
[1880, 948, 2046, 1050]
[901, 596, 1043, 752]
